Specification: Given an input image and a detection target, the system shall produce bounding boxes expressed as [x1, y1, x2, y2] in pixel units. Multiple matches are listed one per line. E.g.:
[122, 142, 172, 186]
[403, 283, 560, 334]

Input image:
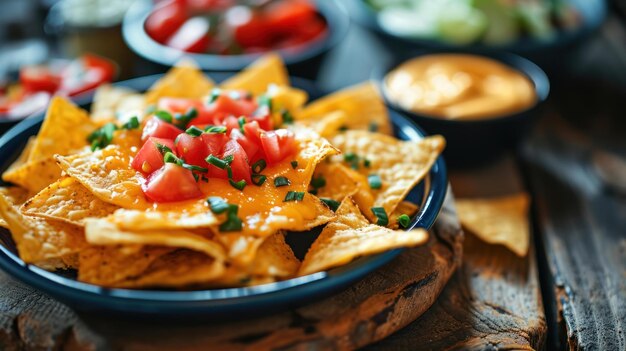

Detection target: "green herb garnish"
[368, 122, 379, 132]
[163, 152, 182, 165]
[87, 123, 117, 151]
[274, 176, 291, 187]
[310, 175, 326, 190]
[397, 214, 411, 228]
[206, 155, 228, 169]
[219, 204, 243, 232]
[155, 110, 173, 123]
[238, 116, 246, 133]
[371, 207, 389, 226]
[121, 116, 140, 130]
[290, 160, 298, 169]
[368, 174, 382, 189]
[284, 191, 305, 202]
[229, 179, 247, 191]
[252, 159, 267, 174]
[258, 95, 272, 111]
[251, 174, 267, 186]
[208, 88, 221, 104]
[185, 126, 204, 137]
[282, 109, 294, 124]
[320, 198, 340, 211]
[204, 125, 227, 134]
[183, 164, 208, 173]
[155, 143, 173, 155]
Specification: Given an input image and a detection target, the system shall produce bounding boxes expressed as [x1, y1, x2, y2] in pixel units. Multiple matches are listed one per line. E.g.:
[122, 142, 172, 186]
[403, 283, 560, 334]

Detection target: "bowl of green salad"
[346, 0, 607, 56]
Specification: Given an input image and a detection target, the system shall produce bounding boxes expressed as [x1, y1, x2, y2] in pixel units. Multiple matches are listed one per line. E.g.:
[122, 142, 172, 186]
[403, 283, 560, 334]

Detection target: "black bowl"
[122, 0, 350, 80]
[373, 52, 550, 168]
[347, 0, 607, 71]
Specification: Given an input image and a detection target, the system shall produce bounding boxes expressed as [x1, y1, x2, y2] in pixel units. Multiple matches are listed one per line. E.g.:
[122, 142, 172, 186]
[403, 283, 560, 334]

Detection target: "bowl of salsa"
[122, 0, 349, 78]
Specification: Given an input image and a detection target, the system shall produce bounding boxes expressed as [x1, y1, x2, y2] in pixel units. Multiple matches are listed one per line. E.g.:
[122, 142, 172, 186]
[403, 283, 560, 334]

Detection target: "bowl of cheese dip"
[377, 53, 549, 167]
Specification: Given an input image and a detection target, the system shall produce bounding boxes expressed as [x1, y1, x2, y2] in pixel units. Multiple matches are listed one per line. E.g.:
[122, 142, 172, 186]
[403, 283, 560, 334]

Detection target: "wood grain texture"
[0, 190, 462, 351]
[370, 158, 547, 350]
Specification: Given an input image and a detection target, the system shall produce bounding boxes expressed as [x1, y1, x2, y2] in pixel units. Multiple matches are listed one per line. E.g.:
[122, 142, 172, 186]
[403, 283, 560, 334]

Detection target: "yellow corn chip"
[84, 218, 226, 261]
[4, 137, 35, 174]
[78, 245, 173, 287]
[297, 82, 393, 135]
[108, 208, 218, 230]
[28, 96, 96, 162]
[455, 193, 530, 257]
[220, 53, 289, 95]
[250, 232, 299, 278]
[331, 131, 444, 222]
[313, 163, 358, 202]
[2, 157, 63, 194]
[296, 110, 348, 138]
[0, 187, 31, 229]
[267, 84, 308, 113]
[389, 201, 419, 228]
[117, 249, 224, 288]
[21, 177, 118, 226]
[0, 192, 87, 269]
[144, 60, 215, 105]
[299, 197, 428, 275]
[91, 84, 142, 123]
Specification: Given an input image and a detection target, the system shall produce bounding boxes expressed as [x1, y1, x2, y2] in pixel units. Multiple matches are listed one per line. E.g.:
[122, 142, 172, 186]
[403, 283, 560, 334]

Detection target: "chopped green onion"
[155, 143, 173, 155]
[284, 191, 305, 202]
[121, 116, 140, 130]
[238, 116, 246, 133]
[371, 207, 388, 226]
[368, 122, 379, 132]
[206, 155, 228, 169]
[185, 126, 204, 137]
[192, 173, 199, 182]
[229, 179, 247, 191]
[397, 214, 411, 228]
[364, 159, 371, 168]
[251, 174, 267, 186]
[223, 155, 234, 165]
[274, 176, 291, 187]
[87, 123, 118, 151]
[208, 89, 221, 103]
[226, 166, 233, 179]
[344, 152, 357, 162]
[290, 160, 298, 169]
[174, 107, 198, 128]
[201, 175, 209, 183]
[368, 174, 382, 189]
[281, 109, 294, 125]
[183, 164, 208, 173]
[320, 198, 340, 211]
[338, 125, 348, 132]
[310, 175, 326, 190]
[252, 159, 267, 174]
[207, 197, 230, 214]
[258, 95, 272, 111]
[204, 125, 227, 134]
[219, 204, 243, 232]
[163, 152, 182, 165]
[155, 110, 173, 123]
[308, 189, 318, 195]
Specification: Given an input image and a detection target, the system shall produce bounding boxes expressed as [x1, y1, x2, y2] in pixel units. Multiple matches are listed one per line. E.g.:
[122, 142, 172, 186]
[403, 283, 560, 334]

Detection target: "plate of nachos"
[0, 54, 446, 317]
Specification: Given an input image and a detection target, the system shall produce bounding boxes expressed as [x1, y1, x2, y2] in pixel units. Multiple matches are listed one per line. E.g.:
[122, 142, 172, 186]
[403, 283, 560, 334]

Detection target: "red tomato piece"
[166, 17, 211, 53]
[201, 132, 228, 155]
[260, 129, 296, 164]
[143, 163, 203, 202]
[19, 66, 62, 94]
[208, 140, 251, 183]
[131, 137, 174, 175]
[61, 54, 117, 96]
[145, 0, 188, 43]
[250, 105, 273, 130]
[226, 6, 272, 49]
[223, 116, 240, 132]
[175, 133, 210, 167]
[265, 0, 318, 35]
[231, 128, 260, 161]
[142, 116, 182, 141]
[186, 0, 234, 12]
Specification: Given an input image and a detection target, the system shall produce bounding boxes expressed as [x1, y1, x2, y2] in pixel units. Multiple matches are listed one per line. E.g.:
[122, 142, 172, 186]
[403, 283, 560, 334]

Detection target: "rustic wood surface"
[0, 190, 462, 350]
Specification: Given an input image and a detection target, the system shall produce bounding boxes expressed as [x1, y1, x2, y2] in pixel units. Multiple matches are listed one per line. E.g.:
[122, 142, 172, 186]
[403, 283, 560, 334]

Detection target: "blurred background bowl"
[122, 0, 349, 80]
[348, 0, 607, 72]
[373, 51, 550, 168]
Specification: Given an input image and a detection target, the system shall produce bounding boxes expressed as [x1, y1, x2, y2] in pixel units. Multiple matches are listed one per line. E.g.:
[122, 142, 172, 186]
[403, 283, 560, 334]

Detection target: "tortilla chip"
[297, 82, 393, 135]
[331, 131, 445, 222]
[55, 145, 149, 209]
[313, 163, 358, 202]
[267, 84, 308, 114]
[389, 201, 419, 228]
[78, 245, 173, 287]
[91, 84, 142, 123]
[4, 137, 35, 174]
[21, 177, 119, 226]
[28, 96, 96, 162]
[296, 110, 348, 138]
[249, 232, 299, 278]
[0, 192, 87, 269]
[108, 208, 218, 230]
[220, 53, 289, 95]
[84, 218, 225, 261]
[117, 249, 224, 288]
[455, 193, 530, 257]
[2, 157, 62, 194]
[299, 197, 429, 275]
[0, 187, 31, 229]
[144, 61, 215, 105]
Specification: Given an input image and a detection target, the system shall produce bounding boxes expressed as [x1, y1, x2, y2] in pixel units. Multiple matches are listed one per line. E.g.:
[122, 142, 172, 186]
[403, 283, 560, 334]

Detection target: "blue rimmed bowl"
[0, 73, 447, 319]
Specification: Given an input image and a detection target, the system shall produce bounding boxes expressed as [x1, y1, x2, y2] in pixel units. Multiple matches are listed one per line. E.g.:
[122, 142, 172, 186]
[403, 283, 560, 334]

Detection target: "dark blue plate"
[0, 74, 447, 319]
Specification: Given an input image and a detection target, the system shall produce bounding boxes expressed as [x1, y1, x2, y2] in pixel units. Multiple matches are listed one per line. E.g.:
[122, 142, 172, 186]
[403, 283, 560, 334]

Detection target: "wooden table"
[0, 6, 625, 351]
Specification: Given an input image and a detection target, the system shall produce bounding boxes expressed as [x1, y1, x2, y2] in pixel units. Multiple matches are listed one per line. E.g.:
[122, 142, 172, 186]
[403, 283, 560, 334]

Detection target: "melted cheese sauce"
[384, 54, 537, 120]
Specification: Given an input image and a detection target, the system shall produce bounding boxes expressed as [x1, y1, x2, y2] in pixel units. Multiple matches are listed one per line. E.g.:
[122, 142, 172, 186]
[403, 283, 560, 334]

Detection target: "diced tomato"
[212, 94, 257, 118]
[250, 105, 273, 130]
[19, 66, 61, 94]
[231, 128, 260, 161]
[142, 116, 182, 141]
[143, 163, 202, 202]
[201, 132, 228, 155]
[157, 97, 209, 126]
[208, 140, 251, 183]
[278, 17, 327, 49]
[260, 129, 296, 164]
[186, 0, 234, 12]
[166, 17, 211, 53]
[82, 54, 116, 83]
[265, 0, 317, 35]
[61, 54, 117, 96]
[131, 137, 175, 175]
[225, 6, 272, 48]
[223, 116, 240, 132]
[145, 0, 188, 43]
